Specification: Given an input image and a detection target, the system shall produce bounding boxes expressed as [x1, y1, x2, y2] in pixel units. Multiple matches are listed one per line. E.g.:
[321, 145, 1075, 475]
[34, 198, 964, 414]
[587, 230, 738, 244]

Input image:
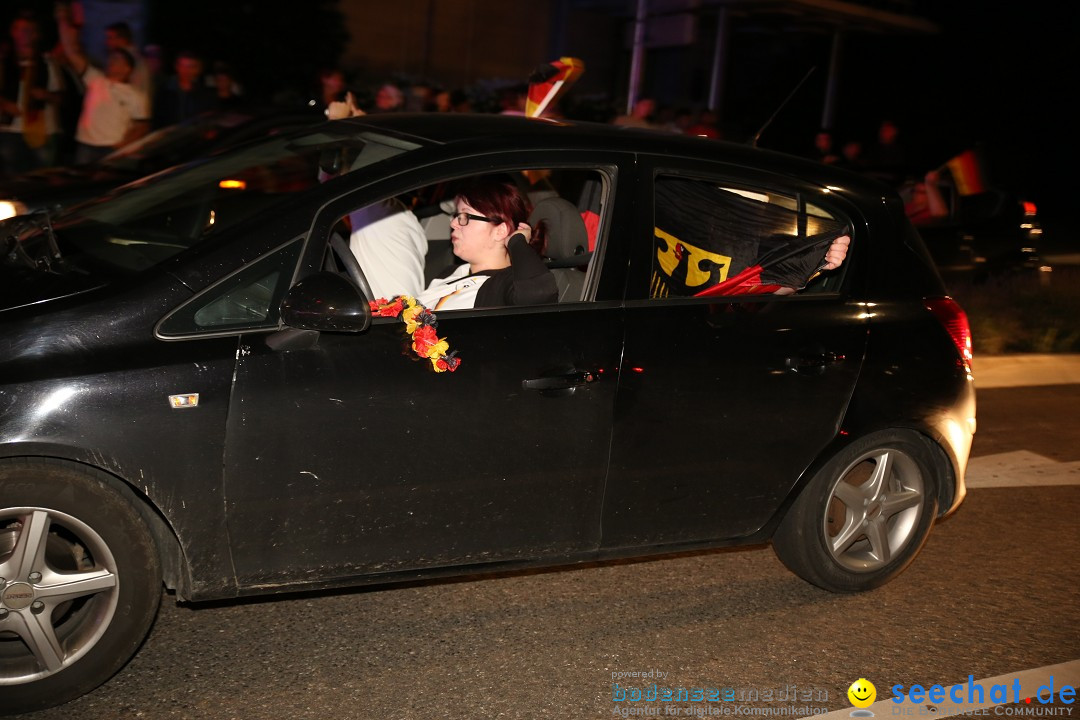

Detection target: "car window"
[331, 167, 608, 310]
[99, 111, 258, 172]
[651, 174, 849, 298]
[56, 127, 423, 276]
[156, 238, 304, 338]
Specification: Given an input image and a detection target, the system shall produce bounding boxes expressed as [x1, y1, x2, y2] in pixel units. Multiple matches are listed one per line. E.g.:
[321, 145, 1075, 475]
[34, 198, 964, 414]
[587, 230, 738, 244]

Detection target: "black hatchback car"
[0, 114, 975, 715]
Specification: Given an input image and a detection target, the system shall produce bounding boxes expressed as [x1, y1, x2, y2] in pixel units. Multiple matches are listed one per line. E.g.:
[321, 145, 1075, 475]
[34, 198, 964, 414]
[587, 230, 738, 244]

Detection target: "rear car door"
[601, 158, 870, 548]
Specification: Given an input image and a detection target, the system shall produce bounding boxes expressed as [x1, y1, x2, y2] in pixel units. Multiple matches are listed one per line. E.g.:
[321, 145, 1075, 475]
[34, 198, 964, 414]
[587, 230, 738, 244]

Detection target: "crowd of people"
[0, 4, 740, 179]
[806, 118, 963, 226]
[0, 6, 242, 176]
[1, 1, 932, 212]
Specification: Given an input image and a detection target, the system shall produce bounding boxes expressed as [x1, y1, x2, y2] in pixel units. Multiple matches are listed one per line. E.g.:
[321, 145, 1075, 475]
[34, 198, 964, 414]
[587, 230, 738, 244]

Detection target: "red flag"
[526, 57, 585, 118]
[694, 266, 781, 297]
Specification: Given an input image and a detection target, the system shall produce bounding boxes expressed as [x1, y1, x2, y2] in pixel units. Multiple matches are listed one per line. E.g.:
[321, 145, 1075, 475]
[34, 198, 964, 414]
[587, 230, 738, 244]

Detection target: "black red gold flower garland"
[369, 295, 461, 373]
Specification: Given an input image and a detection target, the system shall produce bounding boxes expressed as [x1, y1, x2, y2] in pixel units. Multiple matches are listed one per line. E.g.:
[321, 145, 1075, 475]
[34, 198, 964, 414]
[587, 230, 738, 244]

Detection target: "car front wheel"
[772, 430, 940, 592]
[0, 459, 162, 715]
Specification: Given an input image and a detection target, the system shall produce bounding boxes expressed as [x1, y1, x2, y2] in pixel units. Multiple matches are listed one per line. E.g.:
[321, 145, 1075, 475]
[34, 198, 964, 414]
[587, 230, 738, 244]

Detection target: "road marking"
[966, 451, 1080, 488]
[803, 659, 1080, 720]
[975, 354, 1080, 388]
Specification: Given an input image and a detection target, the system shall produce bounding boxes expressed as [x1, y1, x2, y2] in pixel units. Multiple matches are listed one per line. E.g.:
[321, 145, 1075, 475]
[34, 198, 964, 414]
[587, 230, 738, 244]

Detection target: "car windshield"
[46, 124, 423, 276]
[97, 111, 260, 173]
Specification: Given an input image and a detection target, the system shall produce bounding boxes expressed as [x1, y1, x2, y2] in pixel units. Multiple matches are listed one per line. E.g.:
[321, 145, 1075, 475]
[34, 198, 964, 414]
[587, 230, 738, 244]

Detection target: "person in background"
[613, 97, 657, 129]
[0, 11, 64, 174]
[498, 83, 527, 116]
[48, 1, 87, 167]
[321, 92, 427, 299]
[103, 21, 149, 102]
[842, 137, 864, 166]
[152, 49, 213, 128]
[372, 82, 403, 113]
[404, 80, 435, 112]
[325, 89, 364, 121]
[210, 61, 242, 110]
[686, 108, 721, 139]
[901, 169, 950, 225]
[811, 128, 840, 164]
[57, 10, 149, 165]
[862, 118, 912, 185]
[316, 67, 345, 107]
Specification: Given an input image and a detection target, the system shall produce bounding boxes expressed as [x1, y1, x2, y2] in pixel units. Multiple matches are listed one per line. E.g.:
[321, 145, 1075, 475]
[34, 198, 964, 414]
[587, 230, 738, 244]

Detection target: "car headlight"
[0, 199, 28, 221]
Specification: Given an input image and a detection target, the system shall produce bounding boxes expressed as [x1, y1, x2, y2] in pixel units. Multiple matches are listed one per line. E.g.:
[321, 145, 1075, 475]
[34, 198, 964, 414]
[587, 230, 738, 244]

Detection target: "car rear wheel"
[0, 459, 161, 715]
[772, 430, 939, 592]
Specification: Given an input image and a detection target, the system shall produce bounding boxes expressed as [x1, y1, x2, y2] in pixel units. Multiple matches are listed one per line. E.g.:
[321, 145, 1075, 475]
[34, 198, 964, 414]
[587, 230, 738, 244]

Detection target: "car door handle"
[786, 352, 846, 373]
[522, 370, 598, 391]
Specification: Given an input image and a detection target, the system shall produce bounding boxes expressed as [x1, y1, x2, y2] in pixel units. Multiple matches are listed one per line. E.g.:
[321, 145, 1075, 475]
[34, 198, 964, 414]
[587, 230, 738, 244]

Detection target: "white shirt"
[416, 264, 490, 311]
[75, 66, 149, 147]
[348, 203, 428, 300]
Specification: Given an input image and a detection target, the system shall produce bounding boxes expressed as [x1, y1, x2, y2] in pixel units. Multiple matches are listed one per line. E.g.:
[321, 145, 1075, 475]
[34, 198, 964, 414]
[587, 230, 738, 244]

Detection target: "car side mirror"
[280, 271, 371, 333]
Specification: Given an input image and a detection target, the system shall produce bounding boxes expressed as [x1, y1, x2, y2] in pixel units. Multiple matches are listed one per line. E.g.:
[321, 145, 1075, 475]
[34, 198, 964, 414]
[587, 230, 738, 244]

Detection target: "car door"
[219, 159, 631, 588]
[601, 159, 870, 549]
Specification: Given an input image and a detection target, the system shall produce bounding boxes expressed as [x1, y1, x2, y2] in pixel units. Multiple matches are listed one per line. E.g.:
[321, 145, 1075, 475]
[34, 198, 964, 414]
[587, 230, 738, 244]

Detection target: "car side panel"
[0, 280, 240, 600]
[222, 306, 624, 589]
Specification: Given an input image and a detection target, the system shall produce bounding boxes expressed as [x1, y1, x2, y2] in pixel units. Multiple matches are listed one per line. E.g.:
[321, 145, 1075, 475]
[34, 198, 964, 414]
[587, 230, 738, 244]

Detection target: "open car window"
[330, 167, 609, 311]
[651, 174, 850, 298]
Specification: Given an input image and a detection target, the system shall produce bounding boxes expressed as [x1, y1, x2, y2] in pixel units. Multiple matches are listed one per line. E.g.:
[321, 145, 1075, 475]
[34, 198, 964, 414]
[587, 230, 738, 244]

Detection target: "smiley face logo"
[848, 678, 877, 708]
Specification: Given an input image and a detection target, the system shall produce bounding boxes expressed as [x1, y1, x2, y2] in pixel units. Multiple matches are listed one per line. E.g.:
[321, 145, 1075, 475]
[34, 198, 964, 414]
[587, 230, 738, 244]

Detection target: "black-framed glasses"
[449, 211, 496, 226]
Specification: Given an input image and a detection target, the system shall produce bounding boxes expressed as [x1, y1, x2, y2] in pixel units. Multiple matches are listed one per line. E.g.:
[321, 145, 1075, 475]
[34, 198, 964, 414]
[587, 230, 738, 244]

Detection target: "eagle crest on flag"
[652, 177, 849, 297]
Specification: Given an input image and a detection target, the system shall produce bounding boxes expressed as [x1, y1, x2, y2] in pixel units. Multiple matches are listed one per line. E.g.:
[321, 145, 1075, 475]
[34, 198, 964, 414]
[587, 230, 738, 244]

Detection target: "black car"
[0, 114, 975, 715]
[0, 107, 323, 221]
[905, 181, 1047, 283]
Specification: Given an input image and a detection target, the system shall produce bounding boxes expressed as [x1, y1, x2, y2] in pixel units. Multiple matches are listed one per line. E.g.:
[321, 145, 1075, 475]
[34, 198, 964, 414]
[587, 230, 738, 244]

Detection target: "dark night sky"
[848, 1, 1072, 238]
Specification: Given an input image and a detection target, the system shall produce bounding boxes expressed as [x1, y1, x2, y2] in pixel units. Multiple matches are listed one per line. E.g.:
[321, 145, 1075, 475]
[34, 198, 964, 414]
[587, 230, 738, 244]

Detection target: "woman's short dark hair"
[455, 174, 547, 253]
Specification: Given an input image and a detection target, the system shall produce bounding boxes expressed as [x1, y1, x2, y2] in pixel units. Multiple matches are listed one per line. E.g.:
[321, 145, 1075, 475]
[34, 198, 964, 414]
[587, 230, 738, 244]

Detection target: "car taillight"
[1023, 200, 1037, 216]
[925, 297, 973, 374]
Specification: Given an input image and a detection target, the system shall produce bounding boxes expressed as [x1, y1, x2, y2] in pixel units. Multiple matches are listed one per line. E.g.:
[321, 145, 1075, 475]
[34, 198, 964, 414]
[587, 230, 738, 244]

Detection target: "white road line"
[966, 452, 1080, 488]
[804, 659, 1080, 720]
[975, 354, 1080, 389]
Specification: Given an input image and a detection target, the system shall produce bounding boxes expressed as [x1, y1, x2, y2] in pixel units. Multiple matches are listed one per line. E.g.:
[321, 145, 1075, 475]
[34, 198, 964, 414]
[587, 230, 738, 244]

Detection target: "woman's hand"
[326, 91, 364, 120]
[507, 222, 532, 247]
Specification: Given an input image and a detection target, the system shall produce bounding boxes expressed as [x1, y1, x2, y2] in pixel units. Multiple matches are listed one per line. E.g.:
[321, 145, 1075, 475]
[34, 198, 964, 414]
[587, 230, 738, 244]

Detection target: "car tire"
[0, 459, 162, 715]
[771, 430, 939, 593]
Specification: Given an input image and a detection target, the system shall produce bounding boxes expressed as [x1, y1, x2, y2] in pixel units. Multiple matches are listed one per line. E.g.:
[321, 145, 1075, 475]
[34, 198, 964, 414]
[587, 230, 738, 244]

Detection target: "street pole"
[626, 0, 648, 115]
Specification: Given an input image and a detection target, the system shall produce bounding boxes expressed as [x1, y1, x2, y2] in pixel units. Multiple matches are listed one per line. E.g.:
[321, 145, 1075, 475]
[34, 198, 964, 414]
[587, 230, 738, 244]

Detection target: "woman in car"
[417, 175, 558, 310]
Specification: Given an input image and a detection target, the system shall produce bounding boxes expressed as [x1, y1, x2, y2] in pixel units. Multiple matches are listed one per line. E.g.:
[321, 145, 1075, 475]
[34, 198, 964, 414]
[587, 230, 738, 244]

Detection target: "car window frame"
[154, 236, 306, 341]
[300, 155, 627, 317]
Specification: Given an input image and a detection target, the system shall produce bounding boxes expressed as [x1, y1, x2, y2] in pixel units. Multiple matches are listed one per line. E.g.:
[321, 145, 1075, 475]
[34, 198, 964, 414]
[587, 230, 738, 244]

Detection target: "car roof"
[337, 112, 893, 196]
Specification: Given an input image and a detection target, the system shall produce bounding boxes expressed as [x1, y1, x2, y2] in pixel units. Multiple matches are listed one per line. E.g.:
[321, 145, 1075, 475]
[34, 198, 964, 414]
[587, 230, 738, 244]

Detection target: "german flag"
[652, 177, 848, 298]
[945, 149, 988, 196]
[525, 57, 584, 118]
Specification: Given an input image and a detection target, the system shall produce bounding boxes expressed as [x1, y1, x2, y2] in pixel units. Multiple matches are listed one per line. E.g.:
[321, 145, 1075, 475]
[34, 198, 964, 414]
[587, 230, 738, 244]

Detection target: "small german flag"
[945, 149, 988, 196]
[525, 57, 584, 118]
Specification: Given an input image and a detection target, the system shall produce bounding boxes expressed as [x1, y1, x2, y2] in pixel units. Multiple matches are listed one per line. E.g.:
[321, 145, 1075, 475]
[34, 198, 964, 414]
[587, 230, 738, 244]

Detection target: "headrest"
[528, 196, 589, 261]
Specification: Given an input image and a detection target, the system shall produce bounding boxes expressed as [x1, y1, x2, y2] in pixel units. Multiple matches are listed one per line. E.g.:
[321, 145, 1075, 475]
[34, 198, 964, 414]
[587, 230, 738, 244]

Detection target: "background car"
[908, 182, 1047, 284]
[0, 106, 323, 221]
[0, 114, 974, 715]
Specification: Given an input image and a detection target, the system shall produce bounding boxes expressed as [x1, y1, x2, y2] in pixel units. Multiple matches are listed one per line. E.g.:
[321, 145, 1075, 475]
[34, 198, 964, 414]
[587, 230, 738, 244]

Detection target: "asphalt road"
[19, 387, 1080, 720]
